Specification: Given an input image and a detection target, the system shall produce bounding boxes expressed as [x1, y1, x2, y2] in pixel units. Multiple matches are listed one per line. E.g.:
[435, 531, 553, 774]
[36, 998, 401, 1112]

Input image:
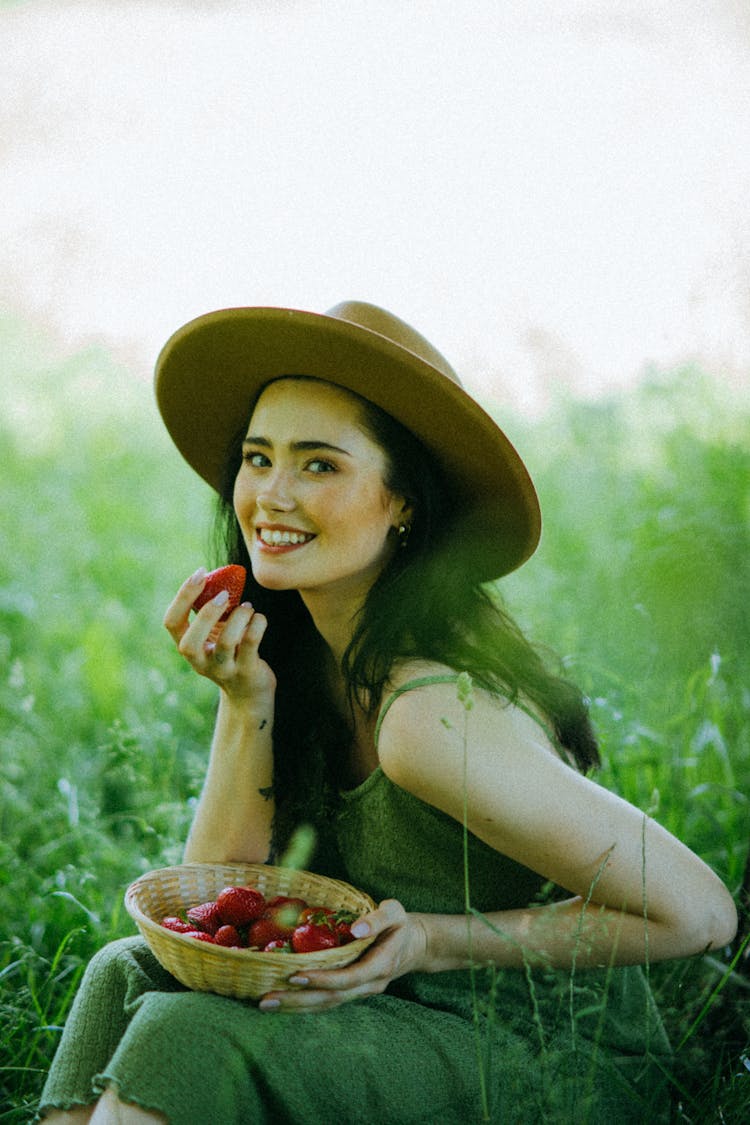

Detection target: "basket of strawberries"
[124, 862, 377, 1000]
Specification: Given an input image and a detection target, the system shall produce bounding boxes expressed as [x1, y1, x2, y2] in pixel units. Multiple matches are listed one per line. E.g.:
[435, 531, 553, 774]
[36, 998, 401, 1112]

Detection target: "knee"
[74, 937, 136, 991]
[78, 936, 172, 1008]
[81, 937, 145, 983]
[87, 936, 145, 967]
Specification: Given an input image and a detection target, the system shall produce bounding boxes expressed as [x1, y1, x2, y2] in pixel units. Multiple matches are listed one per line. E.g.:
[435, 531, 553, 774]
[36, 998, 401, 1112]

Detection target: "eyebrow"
[242, 436, 353, 457]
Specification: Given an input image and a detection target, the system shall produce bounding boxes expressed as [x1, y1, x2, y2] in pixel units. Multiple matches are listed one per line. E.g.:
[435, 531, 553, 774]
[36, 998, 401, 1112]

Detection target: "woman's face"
[234, 378, 410, 606]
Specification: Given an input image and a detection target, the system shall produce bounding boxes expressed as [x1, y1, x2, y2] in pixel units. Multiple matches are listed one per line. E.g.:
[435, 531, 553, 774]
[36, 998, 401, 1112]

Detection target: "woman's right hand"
[163, 567, 277, 705]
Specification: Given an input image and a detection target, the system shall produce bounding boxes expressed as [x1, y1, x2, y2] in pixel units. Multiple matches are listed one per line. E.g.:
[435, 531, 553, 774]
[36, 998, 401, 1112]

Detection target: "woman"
[40, 301, 737, 1124]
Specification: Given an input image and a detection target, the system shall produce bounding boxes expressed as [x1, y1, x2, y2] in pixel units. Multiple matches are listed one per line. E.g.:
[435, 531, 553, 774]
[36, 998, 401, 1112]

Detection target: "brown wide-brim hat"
[155, 300, 541, 579]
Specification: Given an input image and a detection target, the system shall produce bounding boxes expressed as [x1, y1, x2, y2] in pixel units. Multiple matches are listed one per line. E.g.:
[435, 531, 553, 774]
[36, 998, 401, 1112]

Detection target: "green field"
[1, 315, 748, 1121]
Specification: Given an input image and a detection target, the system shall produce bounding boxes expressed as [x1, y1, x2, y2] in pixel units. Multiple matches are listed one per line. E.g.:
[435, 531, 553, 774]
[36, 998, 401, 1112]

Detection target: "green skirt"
[38, 937, 671, 1124]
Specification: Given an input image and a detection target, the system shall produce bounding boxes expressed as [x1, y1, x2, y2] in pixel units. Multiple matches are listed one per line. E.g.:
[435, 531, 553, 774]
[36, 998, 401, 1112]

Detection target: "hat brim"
[155, 306, 541, 578]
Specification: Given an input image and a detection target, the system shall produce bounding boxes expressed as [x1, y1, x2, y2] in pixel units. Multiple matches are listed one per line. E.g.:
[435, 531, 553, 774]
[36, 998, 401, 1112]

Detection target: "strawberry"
[263, 896, 307, 933]
[186, 900, 223, 935]
[246, 897, 305, 948]
[298, 906, 336, 925]
[246, 918, 281, 945]
[213, 924, 244, 948]
[216, 885, 266, 927]
[159, 886, 360, 957]
[336, 922, 355, 945]
[160, 916, 194, 934]
[291, 921, 340, 953]
[192, 565, 247, 620]
[334, 911, 358, 945]
[247, 916, 292, 949]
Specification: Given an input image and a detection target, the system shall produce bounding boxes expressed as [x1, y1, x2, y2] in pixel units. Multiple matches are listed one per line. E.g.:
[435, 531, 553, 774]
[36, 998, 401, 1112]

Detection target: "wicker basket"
[124, 862, 376, 1000]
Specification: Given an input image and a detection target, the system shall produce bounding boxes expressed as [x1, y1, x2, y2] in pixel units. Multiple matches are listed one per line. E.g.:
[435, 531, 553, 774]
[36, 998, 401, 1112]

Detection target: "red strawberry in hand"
[192, 565, 247, 621]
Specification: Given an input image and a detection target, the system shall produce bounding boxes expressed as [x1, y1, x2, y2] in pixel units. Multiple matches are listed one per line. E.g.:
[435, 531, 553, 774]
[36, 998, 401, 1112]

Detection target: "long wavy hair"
[212, 377, 599, 858]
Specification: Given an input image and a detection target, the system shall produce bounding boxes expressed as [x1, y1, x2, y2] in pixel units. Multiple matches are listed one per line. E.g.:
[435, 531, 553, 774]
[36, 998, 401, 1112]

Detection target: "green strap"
[374, 674, 460, 747]
[374, 673, 559, 749]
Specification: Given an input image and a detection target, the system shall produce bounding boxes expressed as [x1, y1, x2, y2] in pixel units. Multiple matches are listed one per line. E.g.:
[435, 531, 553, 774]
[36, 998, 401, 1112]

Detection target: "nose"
[255, 473, 296, 514]
[257, 492, 295, 514]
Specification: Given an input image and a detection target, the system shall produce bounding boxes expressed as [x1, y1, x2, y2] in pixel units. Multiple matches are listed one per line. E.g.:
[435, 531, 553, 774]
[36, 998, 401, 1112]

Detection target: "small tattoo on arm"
[259, 718, 267, 730]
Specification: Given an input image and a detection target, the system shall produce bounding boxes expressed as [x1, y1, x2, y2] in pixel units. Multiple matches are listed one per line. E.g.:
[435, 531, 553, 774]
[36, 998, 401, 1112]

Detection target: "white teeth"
[259, 529, 313, 546]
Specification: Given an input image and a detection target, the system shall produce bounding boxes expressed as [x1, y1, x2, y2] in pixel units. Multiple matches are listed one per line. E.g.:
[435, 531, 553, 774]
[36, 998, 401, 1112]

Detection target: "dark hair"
[213, 377, 599, 857]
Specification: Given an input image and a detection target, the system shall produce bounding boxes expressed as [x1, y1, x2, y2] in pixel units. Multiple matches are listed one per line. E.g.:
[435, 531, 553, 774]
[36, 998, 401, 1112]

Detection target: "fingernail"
[189, 567, 207, 584]
[288, 975, 309, 986]
[259, 998, 280, 1012]
[213, 589, 229, 606]
[350, 922, 370, 939]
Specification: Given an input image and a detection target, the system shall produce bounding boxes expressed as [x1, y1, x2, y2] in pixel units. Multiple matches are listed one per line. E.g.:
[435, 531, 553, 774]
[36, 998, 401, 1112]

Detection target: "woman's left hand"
[258, 899, 428, 1013]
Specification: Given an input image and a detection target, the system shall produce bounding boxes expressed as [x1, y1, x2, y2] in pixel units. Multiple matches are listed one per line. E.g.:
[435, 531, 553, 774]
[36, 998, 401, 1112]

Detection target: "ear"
[390, 495, 413, 526]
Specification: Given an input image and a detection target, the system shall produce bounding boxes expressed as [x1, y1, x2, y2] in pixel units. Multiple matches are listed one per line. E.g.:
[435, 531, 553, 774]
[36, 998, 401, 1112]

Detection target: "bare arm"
[259, 678, 737, 1012]
[163, 569, 276, 864]
[377, 679, 738, 969]
[183, 690, 274, 863]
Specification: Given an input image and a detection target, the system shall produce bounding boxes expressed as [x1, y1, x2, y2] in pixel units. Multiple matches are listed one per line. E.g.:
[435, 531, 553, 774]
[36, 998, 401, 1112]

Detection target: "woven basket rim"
[124, 861, 376, 968]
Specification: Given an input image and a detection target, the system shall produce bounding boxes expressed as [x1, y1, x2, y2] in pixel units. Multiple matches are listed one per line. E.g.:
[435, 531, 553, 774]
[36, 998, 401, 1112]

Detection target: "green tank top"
[334, 673, 551, 914]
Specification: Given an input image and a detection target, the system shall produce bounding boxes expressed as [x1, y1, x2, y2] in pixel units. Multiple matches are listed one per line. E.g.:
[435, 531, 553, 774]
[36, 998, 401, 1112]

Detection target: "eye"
[242, 450, 271, 468]
[306, 458, 337, 474]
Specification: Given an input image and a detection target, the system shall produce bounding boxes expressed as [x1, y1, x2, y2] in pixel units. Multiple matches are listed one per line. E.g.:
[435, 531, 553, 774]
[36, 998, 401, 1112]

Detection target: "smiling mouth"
[257, 528, 315, 547]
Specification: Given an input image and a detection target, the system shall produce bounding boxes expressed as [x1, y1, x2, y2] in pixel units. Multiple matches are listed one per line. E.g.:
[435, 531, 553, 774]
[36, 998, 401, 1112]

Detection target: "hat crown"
[325, 301, 461, 387]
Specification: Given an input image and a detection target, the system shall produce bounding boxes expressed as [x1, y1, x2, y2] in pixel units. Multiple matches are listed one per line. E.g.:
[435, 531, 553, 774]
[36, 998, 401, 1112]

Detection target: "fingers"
[233, 607, 269, 661]
[162, 566, 208, 642]
[259, 901, 421, 1013]
[205, 606, 268, 680]
[163, 568, 267, 686]
[185, 602, 259, 676]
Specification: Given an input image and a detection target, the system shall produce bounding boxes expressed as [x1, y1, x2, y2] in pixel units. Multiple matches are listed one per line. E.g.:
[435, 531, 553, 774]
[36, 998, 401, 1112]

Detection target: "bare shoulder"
[378, 659, 563, 787]
[377, 658, 588, 872]
[378, 665, 737, 945]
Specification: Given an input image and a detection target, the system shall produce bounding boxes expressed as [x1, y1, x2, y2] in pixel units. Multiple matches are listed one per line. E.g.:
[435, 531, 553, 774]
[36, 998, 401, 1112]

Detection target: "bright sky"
[2, 0, 749, 413]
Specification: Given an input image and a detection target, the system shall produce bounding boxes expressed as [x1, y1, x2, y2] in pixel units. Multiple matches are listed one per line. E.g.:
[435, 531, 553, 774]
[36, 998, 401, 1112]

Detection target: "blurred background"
[1, 2, 749, 1119]
[2, 0, 749, 411]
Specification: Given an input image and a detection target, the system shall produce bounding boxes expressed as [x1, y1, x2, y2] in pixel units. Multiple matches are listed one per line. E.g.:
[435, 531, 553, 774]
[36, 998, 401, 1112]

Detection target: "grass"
[1, 314, 748, 1121]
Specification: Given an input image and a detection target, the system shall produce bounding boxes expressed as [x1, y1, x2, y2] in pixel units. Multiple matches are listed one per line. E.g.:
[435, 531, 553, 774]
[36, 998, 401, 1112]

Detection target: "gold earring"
[397, 523, 411, 548]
